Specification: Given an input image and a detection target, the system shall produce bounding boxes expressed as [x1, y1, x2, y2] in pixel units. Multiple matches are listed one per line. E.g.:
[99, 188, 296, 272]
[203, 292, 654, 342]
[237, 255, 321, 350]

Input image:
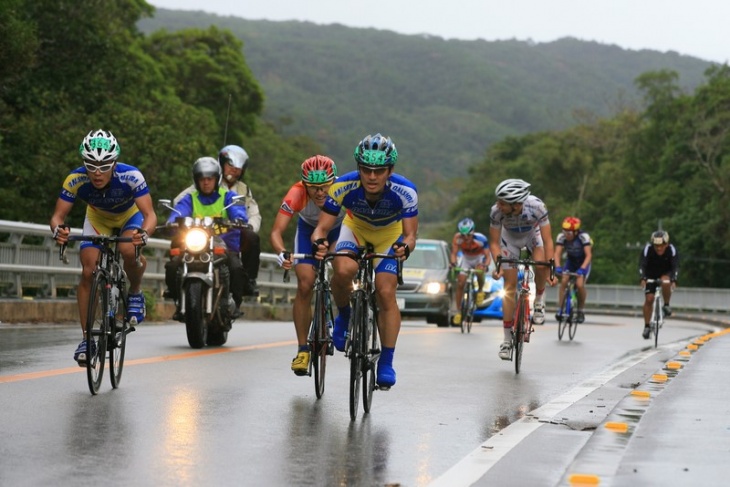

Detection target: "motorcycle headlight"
[185, 228, 208, 252]
[424, 282, 445, 295]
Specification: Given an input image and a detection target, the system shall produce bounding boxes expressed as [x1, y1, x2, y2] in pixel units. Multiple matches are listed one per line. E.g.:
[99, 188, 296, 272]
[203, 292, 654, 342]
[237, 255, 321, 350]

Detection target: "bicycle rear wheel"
[465, 277, 476, 333]
[459, 282, 471, 334]
[86, 273, 108, 395]
[349, 292, 365, 421]
[311, 286, 329, 399]
[557, 292, 569, 340]
[653, 296, 662, 348]
[568, 289, 578, 341]
[514, 296, 527, 374]
[109, 284, 127, 389]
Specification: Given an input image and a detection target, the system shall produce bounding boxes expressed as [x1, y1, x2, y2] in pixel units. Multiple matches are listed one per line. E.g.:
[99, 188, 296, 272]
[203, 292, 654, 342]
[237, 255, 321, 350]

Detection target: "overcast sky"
[148, 0, 729, 64]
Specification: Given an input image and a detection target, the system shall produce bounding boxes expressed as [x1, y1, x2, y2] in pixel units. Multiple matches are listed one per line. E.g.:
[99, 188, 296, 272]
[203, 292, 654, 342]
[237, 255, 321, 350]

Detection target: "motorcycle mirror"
[223, 194, 246, 210]
[159, 199, 183, 216]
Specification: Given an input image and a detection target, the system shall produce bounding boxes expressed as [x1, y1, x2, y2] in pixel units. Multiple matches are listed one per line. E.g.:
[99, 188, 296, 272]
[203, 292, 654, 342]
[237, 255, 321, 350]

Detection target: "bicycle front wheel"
[363, 299, 379, 414]
[653, 296, 662, 348]
[514, 296, 527, 374]
[109, 284, 128, 389]
[557, 292, 569, 340]
[459, 284, 470, 334]
[311, 286, 330, 399]
[86, 273, 108, 395]
[349, 292, 366, 421]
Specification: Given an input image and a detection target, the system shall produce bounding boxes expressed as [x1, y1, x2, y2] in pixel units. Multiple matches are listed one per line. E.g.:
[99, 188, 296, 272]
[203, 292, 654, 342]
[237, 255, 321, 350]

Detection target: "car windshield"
[405, 244, 447, 270]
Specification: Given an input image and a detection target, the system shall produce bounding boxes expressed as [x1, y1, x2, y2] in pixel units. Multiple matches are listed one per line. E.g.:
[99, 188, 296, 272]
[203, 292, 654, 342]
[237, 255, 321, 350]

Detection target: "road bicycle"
[495, 256, 554, 374]
[284, 252, 336, 399]
[645, 278, 671, 348]
[453, 266, 483, 334]
[61, 234, 141, 395]
[557, 271, 580, 341]
[345, 244, 402, 421]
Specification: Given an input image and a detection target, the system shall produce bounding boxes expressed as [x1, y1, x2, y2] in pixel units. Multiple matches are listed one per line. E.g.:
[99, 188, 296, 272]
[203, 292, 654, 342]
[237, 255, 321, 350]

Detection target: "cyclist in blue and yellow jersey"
[554, 216, 592, 324]
[164, 157, 249, 320]
[639, 230, 679, 339]
[450, 217, 492, 326]
[489, 179, 556, 360]
[312, 133, 418, 389]
[270, 155, 344, 376]
[50, 129, 157, 366]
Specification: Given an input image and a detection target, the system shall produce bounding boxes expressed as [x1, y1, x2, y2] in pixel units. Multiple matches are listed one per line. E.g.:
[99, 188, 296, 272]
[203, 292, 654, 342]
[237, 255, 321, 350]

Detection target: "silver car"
[396, 239, 454, 327]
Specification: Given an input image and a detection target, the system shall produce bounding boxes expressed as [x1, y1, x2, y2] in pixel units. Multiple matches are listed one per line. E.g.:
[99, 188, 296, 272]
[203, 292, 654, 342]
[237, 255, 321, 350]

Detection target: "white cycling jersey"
[490, 195, 550, 263]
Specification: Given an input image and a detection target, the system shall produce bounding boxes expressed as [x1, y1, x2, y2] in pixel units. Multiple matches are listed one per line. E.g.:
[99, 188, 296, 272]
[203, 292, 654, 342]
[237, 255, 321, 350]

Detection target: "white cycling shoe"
[532, 302, 546, 325]
[498, 341, 511, 360]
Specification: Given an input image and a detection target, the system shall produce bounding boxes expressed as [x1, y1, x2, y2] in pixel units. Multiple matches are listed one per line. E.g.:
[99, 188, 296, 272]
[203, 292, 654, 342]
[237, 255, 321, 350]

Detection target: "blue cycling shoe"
[73, 340, 97, 367]
[332, 314, 348, 352]
[376, 362, 396, 389]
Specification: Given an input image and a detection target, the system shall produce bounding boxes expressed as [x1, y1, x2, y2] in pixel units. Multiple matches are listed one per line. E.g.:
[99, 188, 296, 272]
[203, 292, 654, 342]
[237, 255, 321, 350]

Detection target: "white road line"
[428, 347, 660, 487]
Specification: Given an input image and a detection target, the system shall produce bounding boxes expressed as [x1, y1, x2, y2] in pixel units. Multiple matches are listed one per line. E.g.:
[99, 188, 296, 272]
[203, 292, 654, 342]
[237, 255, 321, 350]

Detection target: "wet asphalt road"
[0, 315, 716, 486]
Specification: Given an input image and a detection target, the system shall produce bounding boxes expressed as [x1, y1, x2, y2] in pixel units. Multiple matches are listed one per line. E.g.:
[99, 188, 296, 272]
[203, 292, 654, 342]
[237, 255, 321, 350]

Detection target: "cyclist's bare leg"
[77, 247, 100, 332]
[119, 233, 146, 293]
[374, 272, 401, 348]
[531, 246, 548, 297]
[330, 254, 358, 308]
[643, 293, 655, 324]
[454, 272, 466, 309]
[577, 275, 587, 308]
[501, 267, 518, 339]
[293, 264, 316, 346]
[660, 274, 672, 305]
[557, 274, 569, 310]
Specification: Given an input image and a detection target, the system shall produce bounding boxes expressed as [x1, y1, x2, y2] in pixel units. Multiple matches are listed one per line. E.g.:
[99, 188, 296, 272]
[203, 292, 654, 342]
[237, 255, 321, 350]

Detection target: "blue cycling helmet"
[457, 218, 475, 235]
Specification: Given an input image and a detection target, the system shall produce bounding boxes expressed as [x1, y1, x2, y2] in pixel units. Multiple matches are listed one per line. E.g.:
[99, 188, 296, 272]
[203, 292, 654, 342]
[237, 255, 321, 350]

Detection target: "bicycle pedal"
[376, 385, 391, 391]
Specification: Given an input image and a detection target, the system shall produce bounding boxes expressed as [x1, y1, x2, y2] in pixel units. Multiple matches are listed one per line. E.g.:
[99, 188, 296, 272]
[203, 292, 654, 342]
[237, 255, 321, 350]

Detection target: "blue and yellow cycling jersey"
[322, 170, 418, 232]
[59, 162, 150, 227]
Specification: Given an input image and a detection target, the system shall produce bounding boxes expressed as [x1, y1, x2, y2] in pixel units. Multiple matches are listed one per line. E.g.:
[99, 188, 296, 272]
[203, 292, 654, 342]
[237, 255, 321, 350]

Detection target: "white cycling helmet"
[79, 129, 120, 162]
[495, 178, 531, 203]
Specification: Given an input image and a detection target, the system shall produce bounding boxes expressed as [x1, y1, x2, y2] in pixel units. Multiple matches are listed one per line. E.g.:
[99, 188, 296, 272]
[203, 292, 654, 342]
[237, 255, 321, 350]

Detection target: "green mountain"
[139, 9, 713, 218]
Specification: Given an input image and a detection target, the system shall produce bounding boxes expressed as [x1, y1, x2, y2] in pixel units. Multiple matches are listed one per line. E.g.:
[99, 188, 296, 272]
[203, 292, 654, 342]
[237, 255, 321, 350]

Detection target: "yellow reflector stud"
[666, 361, 682, 369]
[652, 374, 668, 382]
[631, 390, 651, 398]
[569, 473, 601, 485]
[604, 422, 629, 433]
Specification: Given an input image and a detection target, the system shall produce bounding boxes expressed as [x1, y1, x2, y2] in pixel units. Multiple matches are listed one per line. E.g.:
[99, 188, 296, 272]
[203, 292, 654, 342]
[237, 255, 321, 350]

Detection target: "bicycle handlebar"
[495, 256, 555, 281]
[59, 234, 141, 267]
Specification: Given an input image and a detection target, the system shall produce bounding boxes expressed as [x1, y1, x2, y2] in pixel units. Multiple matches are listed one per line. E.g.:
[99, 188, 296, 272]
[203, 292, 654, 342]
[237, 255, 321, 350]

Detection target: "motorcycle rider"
[173, 144, 262, 297]
[164, 157, 249, 319]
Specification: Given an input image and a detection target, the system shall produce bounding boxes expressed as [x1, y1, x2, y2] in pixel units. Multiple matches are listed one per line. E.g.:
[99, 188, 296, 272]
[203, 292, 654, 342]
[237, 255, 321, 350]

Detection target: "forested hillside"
[2, 2, 729, 288]
[139, 10, 712, 221]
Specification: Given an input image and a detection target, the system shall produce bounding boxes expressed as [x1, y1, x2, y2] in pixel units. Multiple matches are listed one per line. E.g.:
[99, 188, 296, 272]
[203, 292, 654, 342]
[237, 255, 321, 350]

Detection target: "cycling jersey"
[279, 181, 344, 266]
[639, 244, 679, 281]
[59, 162, 149, 227]
[323, 170, 418, 274]
[452, 232, 488, 256]
[490, 195, 550, 262]
[556, 230, 592, 267]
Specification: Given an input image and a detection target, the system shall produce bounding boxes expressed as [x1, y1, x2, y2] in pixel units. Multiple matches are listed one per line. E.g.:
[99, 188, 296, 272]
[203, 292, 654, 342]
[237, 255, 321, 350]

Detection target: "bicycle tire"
[311, 285, 328, 399]
[514, 295, 527, 374]
[460, 280, 470, 334]
[363, 298, 378, 414]
[557, 290, 569, 340]
[349, 291, 365, 421]
[109, 284, 127, 389]
[653, 295, 662, 348]
[86, 273, 108, 395]
[568, 288, 578, 341]
[466, 275, 476, 333]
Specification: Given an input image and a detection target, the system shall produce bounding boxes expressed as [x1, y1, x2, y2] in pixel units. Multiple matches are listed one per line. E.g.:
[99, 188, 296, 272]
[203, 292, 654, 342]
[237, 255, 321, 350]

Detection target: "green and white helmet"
[457, 218, 475, 235]
[79, 129, 120, 162]
[353, 133, 398, 167]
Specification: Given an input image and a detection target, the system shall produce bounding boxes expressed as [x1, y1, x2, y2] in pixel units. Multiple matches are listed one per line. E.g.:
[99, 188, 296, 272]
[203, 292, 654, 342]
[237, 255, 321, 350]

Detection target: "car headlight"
[424, 282, 445, 294]
[184, 228, 209, 252]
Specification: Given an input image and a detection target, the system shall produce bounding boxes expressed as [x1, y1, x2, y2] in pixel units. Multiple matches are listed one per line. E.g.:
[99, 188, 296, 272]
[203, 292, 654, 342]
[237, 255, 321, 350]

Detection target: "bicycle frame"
[61, 234, 140, 395]
[496, 256, 554, 374]
[557, 272, 580, 341]
[346, 244, 403, 421]
[646, 278, 669, 348]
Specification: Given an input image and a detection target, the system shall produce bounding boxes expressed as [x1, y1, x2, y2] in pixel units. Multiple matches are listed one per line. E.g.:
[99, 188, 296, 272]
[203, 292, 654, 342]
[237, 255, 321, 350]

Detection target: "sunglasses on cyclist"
[83, 161, 115, 174]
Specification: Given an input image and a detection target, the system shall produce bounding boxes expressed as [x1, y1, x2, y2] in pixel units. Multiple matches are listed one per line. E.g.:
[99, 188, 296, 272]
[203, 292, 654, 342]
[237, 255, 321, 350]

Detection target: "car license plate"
[396, 298, 405, 310]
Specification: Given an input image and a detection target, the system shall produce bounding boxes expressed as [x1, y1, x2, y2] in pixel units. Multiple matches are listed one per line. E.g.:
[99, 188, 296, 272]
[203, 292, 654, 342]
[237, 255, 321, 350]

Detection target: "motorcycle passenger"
[312, 133, 418, 389]
[450, 217, 491, 326]
[50, 129, 156, 366]
[270, 156, 344, 375]
[554, 216, 592, 324]
[164, 157, 249, 320]
[639, 230, 679, 339]
[173, 144, 262, 297]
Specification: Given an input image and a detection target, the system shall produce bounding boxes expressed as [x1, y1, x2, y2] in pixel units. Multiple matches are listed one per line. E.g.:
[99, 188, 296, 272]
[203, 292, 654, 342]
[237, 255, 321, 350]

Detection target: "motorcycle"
[159, 196, 247, 348]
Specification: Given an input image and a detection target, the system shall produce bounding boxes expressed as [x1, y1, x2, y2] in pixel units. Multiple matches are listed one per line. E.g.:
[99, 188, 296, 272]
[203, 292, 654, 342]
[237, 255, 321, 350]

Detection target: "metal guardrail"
[0, 219, 296, 303]
[1, 219, 729, 312]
